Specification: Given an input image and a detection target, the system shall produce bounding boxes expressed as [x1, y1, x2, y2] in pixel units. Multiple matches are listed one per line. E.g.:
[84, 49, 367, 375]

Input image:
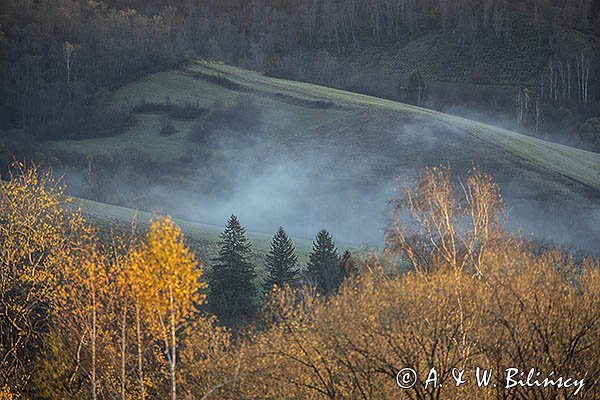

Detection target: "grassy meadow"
[48, 60, 600, 257]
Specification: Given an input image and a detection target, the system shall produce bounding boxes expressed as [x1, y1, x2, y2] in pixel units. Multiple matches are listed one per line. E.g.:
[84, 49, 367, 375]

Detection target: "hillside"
[3, 2, 600, 397]
[303, 11, 598, 85]
[49, 61, 600, 252]
[71, 196, 317, 264]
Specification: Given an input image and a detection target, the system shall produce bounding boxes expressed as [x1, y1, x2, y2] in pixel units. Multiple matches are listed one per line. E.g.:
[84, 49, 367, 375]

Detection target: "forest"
[1, 163, 598, 399]
[1, 0, 600, 399]
[1, 0, 599, 146]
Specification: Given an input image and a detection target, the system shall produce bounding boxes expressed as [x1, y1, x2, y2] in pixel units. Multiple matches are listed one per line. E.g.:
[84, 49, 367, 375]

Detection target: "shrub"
[169, 101, 208, 120]
[235, 248, 599, 399]
[189, 95, 263, 147]
[578, 117, 600, 143]
[132, 100, 175, 114]
[48, 97, 136, 140]
[226, 166, 599, 399]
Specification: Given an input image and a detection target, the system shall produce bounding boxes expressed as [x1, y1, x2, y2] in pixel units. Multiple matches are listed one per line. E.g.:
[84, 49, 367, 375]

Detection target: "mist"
[61, 114, 600, 255]
[144, 160, 391, 245]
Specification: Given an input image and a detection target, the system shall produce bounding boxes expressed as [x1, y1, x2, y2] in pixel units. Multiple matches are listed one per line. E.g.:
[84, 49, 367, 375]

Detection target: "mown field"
[49, 60, 600, 254]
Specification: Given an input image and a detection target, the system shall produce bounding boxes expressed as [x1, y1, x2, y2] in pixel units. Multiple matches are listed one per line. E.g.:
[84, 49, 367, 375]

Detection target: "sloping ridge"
[71, 197, 316, 255]
[438, 115, 600, 191]
[193, 61, 600, 191]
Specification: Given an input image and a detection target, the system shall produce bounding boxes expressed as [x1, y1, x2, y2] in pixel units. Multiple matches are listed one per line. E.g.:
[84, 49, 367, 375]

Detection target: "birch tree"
[576, 50, 591, 105]
[57, 252, 110, 400]
[131, 216, 204, 400]
[62, 41, 78, 88]
[0, 163, 94, 394]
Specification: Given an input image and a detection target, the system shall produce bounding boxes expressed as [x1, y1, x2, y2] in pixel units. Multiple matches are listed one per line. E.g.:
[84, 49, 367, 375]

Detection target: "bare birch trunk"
[121, 304, 127, 400]
[91, 266, 97, 400]
[169, 285, 177, 400]
[136, 303, 145, 400]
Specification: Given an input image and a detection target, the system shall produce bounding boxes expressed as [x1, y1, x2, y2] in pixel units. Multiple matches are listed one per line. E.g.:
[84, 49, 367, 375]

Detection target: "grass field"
[49, 60, 600, 255]
[52, 60, 600, 190]
[72, 196, 318, 266]
[186, 61, 600, 190]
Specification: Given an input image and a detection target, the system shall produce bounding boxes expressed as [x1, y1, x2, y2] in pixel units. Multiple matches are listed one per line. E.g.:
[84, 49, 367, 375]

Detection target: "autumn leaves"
[0, 164, 227, 399]
[1, 163, 599, 399]
[128, 217, 204, 400]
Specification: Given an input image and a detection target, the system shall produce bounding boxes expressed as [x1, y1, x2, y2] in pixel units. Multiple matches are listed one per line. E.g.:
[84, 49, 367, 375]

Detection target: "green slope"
[183, 61, 600, 191]
[72, 197, 317, 265]
[48, 60, 600, 256]
[51, 60, 600, 190]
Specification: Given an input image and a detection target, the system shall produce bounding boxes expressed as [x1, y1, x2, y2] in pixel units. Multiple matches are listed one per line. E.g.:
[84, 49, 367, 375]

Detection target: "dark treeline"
[117, 0, 600, 47]
[1, 0, 599, 143]
[0, 0, 180, 139]
[207, 216, 351, 327]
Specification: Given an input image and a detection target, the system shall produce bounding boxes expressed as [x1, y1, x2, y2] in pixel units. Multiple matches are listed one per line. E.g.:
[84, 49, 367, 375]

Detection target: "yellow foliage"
[227, 167, 599, 400]
[130, 216, 205, 326]
[0, 163, 94, 393]
[2, 164, 597, 400]
[230, 247, 599, 399]
[386, 165, 506, 274]
[179, 315, 233, 398]
[129, 216, 207, 399]
[0, 386, 13, 400]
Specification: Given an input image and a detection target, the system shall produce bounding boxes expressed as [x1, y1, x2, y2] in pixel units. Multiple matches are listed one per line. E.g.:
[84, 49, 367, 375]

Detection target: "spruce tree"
[306, 229, 341, 294]
[207, 215, 256, 325]
[264, 227, 299, 292]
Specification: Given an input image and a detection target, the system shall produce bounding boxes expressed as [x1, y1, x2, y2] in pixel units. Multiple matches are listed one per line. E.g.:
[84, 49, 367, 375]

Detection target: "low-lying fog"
[63, 116, 600, 255]
[153, 164, 600, 255]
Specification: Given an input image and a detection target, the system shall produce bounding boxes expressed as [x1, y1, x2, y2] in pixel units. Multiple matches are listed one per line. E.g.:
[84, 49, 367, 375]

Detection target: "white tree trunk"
[136, 303, 145, 400]
[169, 285, 177, 400]
[90, 267, 97, 400]
[121, 305, 127, 400]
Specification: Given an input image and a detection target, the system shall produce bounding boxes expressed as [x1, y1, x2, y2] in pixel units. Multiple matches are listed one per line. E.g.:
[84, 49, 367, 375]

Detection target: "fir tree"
[207, 215, 256, 325]
[306, 229, 341, 294]
[264, 227, 299, 292]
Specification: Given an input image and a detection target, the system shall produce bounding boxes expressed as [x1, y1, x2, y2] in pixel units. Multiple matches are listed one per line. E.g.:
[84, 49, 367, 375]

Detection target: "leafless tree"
[535, 97, 542, 134]
[575, 50, 591, 105]
[62, 41, 77, 87]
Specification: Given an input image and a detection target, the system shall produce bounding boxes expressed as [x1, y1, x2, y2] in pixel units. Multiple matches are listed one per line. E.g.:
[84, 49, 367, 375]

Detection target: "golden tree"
[110, 228, 141, 400]
[226, 165, 598, 400]
[0, 163, 94, 394]
[55, 249, 112, 400]
[0, 385, 13, 400]
[130, 216, 205, 400]
[473, 246, 600, 399]
[178, 314, 233, 399]
[3, 163, 597, 400]
[1, 164, 233, 398]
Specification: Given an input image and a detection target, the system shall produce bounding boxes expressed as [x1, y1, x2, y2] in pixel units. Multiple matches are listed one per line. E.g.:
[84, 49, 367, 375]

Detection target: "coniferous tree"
[207, 215, 256, 325]
[306, 229, 341, 294]
[264, 227, 299, 292]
